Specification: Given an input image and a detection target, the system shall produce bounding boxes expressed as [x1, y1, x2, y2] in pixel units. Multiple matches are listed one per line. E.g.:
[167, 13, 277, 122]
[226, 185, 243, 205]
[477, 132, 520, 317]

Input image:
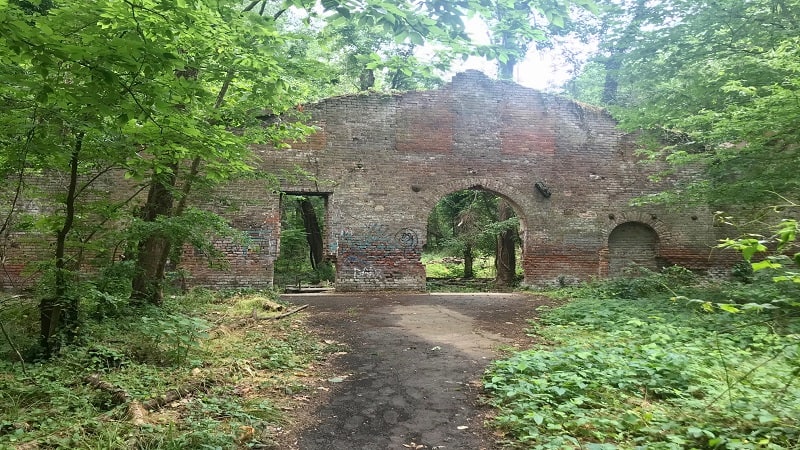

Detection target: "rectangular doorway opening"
[275, 192, 334, 291]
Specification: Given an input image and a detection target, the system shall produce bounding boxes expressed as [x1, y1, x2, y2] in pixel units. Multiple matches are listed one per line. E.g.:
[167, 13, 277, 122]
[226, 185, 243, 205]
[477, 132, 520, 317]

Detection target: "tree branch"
[0, 317, 26, 376]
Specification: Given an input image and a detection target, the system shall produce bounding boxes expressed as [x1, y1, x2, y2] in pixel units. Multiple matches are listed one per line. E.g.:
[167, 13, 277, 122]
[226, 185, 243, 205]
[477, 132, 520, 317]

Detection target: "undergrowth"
[0, 289, 336, 449]
[422, 253, 497, 279]
[484, 269, 800, 449]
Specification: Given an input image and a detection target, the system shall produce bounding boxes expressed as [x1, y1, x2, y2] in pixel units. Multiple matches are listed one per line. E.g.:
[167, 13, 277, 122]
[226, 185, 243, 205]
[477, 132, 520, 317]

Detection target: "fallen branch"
[84, 374, 131, 404]
[142, 378, 215, 411]
[84, 374, 215, 425]
[237, 304, 309, 326]
[83, 374, 146, 425]
[272, 304, 308, 320]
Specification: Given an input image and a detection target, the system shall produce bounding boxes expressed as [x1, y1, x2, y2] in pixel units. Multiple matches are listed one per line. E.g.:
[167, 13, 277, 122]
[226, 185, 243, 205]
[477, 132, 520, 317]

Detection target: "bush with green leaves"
[135, 313, 211, 366]
[484, 292, 800, 449]
[588, 264, 698, 300]
[0, 289, 328, 449]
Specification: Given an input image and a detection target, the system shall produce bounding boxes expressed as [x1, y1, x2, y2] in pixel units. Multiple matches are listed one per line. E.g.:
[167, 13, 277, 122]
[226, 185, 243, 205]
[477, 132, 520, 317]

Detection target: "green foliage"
[423, 256, 466, 278]
[565, 0, 800, 206]
[422, 254, 496, 278]
[127, 207, 246, 270]
[0, 0, 318, 333]
[597, 265, 697, 299]
[0, 295, 39, 361]
[469, 0, 597, 79]
[731, 260, 756, 284]
[312, 20, 448, 93]
[484, 287, 800, 449]
[136, 314, 211, 366]
[426, 190, 519, 255]
[0, 289, 327, 449]
[693, 204, 800, 313]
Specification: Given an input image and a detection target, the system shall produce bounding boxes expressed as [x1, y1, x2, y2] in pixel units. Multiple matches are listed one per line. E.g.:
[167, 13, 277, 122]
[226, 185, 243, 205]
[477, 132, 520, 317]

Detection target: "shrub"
[484, 290, 800, 449]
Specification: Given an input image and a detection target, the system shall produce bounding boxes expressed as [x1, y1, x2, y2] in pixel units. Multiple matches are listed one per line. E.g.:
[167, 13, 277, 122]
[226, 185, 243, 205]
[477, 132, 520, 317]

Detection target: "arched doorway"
[608, 222, 660, 276]
[423, 187, 522, 290]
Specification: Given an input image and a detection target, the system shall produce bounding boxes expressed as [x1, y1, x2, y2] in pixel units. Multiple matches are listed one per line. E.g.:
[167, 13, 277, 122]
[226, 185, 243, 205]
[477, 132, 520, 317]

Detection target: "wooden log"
[142, 378, 215, 411]
[83, 374, 146, 425]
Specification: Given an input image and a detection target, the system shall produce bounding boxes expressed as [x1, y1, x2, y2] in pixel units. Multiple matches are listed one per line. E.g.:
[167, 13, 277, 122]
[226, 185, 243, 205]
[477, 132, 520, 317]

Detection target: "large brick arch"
[1, 71, 731, 291]
[421, 177, 531, 233]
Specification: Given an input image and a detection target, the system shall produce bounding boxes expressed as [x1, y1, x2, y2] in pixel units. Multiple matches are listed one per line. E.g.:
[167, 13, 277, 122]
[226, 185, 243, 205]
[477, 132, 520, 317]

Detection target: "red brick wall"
[1, 71, 735, 292]
[248, 71, 731, 290]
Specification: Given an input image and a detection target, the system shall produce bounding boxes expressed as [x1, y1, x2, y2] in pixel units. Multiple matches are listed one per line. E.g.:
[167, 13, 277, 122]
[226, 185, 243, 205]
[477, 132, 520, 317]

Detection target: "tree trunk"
[40, 132, 82, 356]
[297, 198, 324, 270]
[601, 55, 621, 105]
[153, 71, 233, 283]
[463, 243, 474, 279]
[495, 199, 516, 288]
[601, 0, 647, 106]
[131, 165, 177, 305]
[359, 69, 375, 91]
[496, 15, 518, 82]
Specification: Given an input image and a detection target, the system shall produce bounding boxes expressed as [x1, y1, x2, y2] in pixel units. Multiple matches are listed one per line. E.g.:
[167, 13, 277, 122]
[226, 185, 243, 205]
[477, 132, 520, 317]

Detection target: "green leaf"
[549, 14, 565, 28]
[408, 31, 424, 46]
[752, 260, 781, 272]
[335, 7, 350, 19]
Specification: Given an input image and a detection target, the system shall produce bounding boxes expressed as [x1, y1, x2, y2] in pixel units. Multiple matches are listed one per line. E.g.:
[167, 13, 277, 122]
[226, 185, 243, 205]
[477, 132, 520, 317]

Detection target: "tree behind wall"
[426, 190, 517, 281]
[298, 197, 325, 270]
[274, 195, 331, 287]
[565, 0, 800, 207]
[495, 199, 517, 287]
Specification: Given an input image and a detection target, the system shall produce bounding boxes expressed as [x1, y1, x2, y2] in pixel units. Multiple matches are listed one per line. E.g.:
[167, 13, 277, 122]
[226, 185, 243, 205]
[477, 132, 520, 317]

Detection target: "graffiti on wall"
[338, 224, 421, 283]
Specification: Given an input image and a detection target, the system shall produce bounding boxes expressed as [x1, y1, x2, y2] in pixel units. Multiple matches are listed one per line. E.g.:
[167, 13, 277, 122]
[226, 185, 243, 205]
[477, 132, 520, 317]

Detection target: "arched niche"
[608, 221, 660, 276]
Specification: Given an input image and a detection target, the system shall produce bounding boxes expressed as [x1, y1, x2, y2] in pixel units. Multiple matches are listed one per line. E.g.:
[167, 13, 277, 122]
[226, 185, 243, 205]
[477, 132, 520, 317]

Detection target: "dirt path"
[279, 292, 553, 450]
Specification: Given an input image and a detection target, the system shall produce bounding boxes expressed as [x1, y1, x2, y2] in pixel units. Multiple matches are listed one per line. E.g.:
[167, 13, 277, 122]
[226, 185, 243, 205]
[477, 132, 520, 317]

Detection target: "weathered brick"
[1, 71, 737, 292]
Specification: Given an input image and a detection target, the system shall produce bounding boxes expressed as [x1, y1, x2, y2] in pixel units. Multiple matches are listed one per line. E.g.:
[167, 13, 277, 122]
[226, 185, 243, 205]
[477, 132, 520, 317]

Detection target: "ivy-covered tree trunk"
[297, 198, 324, 270]
[131, 166, 177, 305]
[40, 132, 82, 356]
[495, 199, 516, 288]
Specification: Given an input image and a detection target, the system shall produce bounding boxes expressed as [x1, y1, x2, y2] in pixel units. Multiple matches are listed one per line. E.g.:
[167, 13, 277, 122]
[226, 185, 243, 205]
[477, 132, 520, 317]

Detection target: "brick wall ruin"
[232, 70, 728, 290]
[1, 70, 734, 292]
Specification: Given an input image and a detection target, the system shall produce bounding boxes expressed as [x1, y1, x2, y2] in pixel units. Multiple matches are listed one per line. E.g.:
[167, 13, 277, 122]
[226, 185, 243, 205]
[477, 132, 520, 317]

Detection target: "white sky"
[448, 49, 573, 91]
[442, 16, 577, 92]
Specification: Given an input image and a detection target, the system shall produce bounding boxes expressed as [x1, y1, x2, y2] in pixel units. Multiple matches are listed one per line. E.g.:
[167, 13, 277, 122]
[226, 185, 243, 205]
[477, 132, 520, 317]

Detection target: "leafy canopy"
[567, 0, 800, 206]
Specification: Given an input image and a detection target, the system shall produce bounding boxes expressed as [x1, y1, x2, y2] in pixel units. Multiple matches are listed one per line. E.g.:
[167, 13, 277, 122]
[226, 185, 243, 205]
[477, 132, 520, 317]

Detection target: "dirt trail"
[280, 292, 551, 450]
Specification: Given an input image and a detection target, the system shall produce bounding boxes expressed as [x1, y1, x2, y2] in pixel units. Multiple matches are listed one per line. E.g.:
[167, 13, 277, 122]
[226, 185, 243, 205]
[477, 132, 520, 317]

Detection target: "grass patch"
[422, 253, 496, 278]
[484, 272, 800, 449]
[0, 290, 338, 449]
